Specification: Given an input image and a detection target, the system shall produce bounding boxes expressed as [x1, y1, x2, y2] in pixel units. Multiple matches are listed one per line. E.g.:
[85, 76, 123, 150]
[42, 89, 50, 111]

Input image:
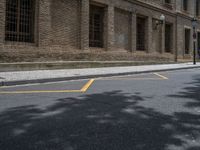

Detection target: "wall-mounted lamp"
[155, 14, 165, 29]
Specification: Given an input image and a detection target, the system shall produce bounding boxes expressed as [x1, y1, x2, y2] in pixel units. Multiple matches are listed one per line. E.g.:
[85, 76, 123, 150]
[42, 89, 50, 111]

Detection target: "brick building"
[0, 0, 200, 62]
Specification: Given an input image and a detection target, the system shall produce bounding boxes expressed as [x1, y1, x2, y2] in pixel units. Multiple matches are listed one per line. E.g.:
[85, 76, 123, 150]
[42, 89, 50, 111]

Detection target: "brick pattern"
[0, 0, 200, 62]
[131, 13, 136, 52]
[51, 0, 80, 49]
[106, 5, 115, 50]
[0, 0, 5, 46]
[147, 16, 153, 53]
[38, 0, 52, 47]
[152, 18, 162, 53]
[114, 8, 131, 51]
[81, 0, 89, 50]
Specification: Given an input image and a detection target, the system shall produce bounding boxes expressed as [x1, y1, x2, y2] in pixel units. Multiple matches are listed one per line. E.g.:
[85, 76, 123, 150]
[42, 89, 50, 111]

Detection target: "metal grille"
[89, 5, 104, 48]
[5, 0, 35, 43]
[137, 17, 146, 51]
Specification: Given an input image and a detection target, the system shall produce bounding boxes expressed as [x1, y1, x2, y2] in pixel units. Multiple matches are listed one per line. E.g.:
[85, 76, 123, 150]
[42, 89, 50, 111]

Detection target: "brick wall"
[152, 19, 162, 53]
[0, 0, 5, 48]
[51, 0, 81, 49]
[0, 0, 199, 62]
[114, 8, 131, 51]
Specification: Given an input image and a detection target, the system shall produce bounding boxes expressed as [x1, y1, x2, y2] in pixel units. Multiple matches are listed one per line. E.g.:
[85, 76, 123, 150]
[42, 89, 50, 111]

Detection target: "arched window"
[5, 0, 35, 43]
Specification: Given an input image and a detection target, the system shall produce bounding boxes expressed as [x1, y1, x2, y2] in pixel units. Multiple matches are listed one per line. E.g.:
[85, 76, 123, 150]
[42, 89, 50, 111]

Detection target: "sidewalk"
[0, 62, 200, 86]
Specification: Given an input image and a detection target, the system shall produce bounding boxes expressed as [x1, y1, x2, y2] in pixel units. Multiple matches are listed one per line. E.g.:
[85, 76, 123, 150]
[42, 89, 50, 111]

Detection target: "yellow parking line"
[154, 73, 168, 80]
[80, 79, 95, 92]
[0, 90, 81, 94]
[0, 79, 95, 94]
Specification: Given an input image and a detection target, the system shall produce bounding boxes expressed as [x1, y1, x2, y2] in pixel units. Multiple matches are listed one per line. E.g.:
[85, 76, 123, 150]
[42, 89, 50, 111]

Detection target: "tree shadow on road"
[169, 75, 200, 108]
[0, 89, 200, 150]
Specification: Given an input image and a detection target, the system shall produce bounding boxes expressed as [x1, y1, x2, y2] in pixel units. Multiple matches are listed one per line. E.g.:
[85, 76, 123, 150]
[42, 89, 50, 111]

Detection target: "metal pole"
[193, 27, 196, 65]
[194, 40, 196, 65]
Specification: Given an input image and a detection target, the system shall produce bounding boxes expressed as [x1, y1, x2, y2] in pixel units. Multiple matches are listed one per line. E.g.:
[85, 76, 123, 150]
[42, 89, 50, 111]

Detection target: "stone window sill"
[4, 41, 37, 47]
[163, 3, 173, 10]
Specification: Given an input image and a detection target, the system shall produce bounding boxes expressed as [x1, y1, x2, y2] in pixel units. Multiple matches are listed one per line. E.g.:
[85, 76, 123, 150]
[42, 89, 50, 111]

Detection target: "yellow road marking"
[0, 90, 81, 94]
[154, 73, 168, 80]
[0, 79, 95, 94]
[80, 79, 95, 92]
[0, 79, 90, 89]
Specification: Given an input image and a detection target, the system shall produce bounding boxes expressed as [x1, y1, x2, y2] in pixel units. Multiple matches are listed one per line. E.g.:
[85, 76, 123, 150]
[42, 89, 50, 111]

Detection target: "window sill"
[181, 10, 189, 15]
[4, 41, 37, 47]
[163, 3, 173, 10]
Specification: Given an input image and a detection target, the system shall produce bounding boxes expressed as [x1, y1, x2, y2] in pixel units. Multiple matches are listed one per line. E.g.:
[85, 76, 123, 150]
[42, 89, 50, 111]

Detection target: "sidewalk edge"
[1, 65, 200, 86]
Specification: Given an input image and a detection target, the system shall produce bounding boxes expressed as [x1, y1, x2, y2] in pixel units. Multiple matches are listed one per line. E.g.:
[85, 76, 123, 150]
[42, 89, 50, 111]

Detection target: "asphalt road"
[0, 68, 200, 150]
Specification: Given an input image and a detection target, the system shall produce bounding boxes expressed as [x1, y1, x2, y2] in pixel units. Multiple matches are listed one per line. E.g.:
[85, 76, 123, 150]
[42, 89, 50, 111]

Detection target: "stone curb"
[0, 65, 200, 86]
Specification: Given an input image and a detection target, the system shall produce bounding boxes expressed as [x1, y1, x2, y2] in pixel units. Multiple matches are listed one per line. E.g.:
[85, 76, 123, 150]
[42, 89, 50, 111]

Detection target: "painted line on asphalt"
[96, 73, 168, 81]
[0, 78, 90, 89]
[80, 79, 95, 92]
[98, 78, 165, 81]
[0, 90, 81, 94]
[0, 79, 95, 94]
[153, 73, 168, 80]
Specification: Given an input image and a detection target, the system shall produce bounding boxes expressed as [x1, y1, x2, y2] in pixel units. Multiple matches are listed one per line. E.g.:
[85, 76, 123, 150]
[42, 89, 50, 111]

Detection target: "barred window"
[89, 5, 104, 48]
[5, 0, 35, 43]
[137, 17, 146, 51]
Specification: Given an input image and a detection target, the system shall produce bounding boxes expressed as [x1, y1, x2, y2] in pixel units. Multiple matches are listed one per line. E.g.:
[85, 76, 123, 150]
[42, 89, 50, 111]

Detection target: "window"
[5, 0, 35, 43]
[89, 5, 104, 48]
[165, 0, 171, 4]
[185, 28, 191, 54]
[137, 16, 146, 51]
[198, 32, 200, 54]
[196, 0, 200, 16]
[182, 0, 188, 11]
[164, 0, 173, 9]
[165, 24, 173, 53]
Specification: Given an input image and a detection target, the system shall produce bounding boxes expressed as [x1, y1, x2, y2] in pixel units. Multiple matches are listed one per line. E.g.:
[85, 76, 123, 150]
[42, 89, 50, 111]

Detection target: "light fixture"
[155, 14, 165, 29]
[160, 14, 165, 24]
[192, 17, 197, 28]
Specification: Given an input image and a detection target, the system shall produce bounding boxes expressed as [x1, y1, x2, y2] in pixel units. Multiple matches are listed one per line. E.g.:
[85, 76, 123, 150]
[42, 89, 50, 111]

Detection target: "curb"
[0, 65, 200, 86]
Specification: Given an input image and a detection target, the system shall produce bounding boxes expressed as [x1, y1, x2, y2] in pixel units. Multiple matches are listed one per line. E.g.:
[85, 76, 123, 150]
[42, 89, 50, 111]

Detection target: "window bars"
[137, 17, 146, 51]
[89, 5, 104, 48]
[5, 0, 35, 43]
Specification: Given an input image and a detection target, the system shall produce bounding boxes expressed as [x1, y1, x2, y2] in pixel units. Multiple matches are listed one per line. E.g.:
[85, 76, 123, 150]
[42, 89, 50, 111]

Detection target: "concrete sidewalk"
[0, 62, 200, 86]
